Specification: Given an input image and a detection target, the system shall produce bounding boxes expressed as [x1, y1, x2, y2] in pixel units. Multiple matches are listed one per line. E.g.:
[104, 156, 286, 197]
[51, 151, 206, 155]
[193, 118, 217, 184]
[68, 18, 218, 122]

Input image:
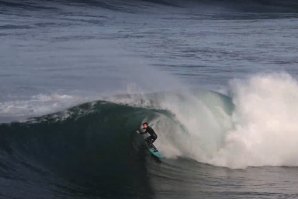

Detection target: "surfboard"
[146, 143, 163, 159]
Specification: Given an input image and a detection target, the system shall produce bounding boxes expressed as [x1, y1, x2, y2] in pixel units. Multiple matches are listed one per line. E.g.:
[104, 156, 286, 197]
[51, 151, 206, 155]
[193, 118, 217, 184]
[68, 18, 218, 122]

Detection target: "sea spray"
[210, 73, 298, 168]
[151, 73, 298, 168]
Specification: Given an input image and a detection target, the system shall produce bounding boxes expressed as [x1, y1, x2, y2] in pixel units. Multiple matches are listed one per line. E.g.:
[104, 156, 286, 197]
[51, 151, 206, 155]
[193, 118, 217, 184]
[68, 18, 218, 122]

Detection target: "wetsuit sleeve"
[139, 129, 147, 134]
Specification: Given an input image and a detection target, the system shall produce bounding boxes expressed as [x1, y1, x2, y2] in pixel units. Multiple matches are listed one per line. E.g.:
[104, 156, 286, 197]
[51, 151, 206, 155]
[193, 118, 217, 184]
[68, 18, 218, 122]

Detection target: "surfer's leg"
[149, 136, 157, 151]
[145, 137, 152, 146]
[151, 136, 157, 144]
[145, 137, 154, 148]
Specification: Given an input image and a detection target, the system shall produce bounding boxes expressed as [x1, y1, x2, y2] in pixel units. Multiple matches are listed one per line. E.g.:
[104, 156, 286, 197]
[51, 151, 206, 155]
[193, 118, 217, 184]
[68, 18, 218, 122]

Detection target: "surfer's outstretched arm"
[139, 131, 147, 135]
[136, 130, 146, 135]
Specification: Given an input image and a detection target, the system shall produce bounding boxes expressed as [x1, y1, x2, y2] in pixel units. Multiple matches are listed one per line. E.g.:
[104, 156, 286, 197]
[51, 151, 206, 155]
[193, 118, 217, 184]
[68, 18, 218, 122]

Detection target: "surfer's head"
[142, 122, 148, 129]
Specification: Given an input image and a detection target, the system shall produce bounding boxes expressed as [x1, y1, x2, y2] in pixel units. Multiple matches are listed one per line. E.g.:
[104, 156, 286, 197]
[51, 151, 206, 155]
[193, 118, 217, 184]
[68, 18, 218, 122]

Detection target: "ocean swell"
[1, 73, 298, 198]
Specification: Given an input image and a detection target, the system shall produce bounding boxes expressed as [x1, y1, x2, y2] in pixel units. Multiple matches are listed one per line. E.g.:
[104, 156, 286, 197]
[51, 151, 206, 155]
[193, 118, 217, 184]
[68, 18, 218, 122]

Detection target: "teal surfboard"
[147, 143, 163, 159]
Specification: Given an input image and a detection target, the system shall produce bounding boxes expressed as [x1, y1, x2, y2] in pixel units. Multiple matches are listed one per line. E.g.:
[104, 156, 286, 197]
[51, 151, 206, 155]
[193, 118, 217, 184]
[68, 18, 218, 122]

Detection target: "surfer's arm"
[136, 130, 147, 134]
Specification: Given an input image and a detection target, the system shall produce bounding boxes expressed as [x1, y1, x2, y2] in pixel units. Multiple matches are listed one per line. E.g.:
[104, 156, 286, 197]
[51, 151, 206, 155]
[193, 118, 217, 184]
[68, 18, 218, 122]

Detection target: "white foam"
[211, 73, 298, 168]
[0, 93, 89, 122]
[149, 73, 298, 169]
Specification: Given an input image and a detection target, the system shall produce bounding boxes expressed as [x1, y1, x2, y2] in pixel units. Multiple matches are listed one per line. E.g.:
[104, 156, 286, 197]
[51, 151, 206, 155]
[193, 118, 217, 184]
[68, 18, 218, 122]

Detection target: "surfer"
[140, 122, 158, 147]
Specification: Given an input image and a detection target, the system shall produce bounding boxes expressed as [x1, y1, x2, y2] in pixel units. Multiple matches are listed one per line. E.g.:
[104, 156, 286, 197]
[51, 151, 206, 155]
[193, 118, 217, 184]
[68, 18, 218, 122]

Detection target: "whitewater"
[1, 0, 298, 198]
[105, 73, 298, 169]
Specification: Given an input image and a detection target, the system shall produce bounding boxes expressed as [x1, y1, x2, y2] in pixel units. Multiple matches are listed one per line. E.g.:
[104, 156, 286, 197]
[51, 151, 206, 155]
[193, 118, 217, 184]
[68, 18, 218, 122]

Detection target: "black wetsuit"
[141, 126, 157, 146]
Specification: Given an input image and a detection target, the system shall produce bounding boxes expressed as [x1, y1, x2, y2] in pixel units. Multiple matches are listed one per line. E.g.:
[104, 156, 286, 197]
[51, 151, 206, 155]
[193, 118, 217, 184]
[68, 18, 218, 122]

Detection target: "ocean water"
[1, 0, 298, 198]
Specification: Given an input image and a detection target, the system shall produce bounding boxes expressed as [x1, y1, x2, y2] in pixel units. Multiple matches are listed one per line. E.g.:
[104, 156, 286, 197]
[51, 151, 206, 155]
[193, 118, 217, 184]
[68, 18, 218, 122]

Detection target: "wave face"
[2, 74, 298, 197]
[1, 90, 231, 199]
[0, 102, 157, 198]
